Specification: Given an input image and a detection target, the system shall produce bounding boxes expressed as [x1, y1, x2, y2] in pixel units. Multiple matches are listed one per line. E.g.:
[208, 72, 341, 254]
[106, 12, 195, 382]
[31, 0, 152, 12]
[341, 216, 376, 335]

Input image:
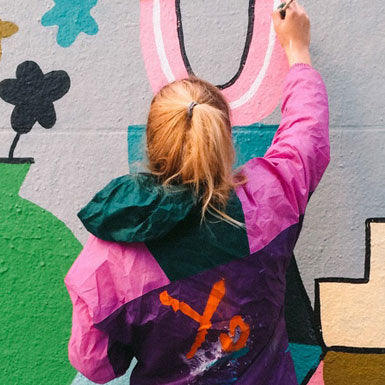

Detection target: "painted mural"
[0, 0, 384, 384]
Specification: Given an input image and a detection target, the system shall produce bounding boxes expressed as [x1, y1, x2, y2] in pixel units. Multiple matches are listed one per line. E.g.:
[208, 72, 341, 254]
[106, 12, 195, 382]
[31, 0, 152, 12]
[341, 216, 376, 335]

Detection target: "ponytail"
[146, 77, 247, 228]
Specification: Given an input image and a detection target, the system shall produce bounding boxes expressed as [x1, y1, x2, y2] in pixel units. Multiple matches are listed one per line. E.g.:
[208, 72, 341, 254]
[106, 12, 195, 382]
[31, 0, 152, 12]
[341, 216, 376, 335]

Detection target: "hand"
[272, 1, 311, 67]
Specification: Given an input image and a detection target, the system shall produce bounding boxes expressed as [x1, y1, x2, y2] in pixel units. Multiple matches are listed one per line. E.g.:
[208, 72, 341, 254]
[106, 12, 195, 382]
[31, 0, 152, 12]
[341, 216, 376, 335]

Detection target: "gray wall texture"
[0, 0, 384, 384]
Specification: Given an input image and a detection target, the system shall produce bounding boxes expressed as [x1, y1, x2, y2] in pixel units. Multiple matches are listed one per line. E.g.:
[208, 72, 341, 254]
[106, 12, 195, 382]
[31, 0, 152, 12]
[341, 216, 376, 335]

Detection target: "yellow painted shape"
[319, 222, 385, 348]
[323, 351, 385, 385]
[0, 19, 19, 60]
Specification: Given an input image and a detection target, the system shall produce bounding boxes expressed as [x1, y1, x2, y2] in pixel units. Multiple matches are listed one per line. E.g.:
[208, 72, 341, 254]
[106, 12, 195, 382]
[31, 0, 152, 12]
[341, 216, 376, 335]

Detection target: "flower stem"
[9, 133, 21, 159]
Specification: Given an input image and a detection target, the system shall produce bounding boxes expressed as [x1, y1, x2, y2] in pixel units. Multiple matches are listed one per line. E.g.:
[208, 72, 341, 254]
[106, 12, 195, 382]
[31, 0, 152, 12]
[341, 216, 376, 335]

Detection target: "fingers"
[271, 9, 283, 25]
[284, 1, 299, 18]
[287, 1, 307, 17]
[287, 0, 299, 12]
[271, 1, 298, 22]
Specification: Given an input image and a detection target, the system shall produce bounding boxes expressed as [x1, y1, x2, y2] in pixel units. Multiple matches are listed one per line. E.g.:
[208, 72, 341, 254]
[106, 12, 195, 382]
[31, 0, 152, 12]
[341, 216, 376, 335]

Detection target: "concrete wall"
[0, 0, 384, 384]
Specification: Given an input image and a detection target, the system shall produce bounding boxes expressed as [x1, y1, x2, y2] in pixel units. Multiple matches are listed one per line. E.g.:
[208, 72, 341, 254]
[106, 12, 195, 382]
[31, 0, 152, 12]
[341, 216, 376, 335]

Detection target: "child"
[65, 2, 329, 384]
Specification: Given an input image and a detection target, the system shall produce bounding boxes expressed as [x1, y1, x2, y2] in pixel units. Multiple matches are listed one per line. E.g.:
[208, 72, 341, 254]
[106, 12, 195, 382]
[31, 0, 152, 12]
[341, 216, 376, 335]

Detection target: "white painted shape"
[153, 0, 176, 82]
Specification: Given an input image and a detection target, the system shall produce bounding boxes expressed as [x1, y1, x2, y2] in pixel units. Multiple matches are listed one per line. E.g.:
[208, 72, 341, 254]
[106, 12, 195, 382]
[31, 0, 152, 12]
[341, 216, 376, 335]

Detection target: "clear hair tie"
[187, 101, 198, 118]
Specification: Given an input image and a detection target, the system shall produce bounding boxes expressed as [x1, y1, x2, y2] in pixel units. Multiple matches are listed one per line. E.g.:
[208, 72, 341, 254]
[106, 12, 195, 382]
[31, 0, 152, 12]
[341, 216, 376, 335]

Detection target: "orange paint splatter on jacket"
[160, 278, 250, 359]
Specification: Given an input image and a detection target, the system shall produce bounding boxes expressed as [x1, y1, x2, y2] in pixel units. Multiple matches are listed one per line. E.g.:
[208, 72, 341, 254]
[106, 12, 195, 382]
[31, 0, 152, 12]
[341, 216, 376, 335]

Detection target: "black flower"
[0, 60, 70, 134]
[0, 61, 70, 161]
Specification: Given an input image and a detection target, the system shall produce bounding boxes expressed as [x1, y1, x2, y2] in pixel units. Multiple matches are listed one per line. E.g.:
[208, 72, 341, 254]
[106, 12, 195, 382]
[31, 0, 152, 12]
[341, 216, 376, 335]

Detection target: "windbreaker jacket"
[65, 63, 330, 385]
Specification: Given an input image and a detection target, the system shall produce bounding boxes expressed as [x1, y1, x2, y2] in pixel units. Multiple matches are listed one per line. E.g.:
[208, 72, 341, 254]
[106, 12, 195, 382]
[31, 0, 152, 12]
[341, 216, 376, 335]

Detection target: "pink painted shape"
[222, 0, 275, 99]
[161, 0, 189, 81]
[226, 41, 287, 125]
[65, 235, 170, 382]
[235, 64, 330, 253]
[140, 0, 170, 93]
[140, 0, 288, 125]
[307, 361, 325, 385]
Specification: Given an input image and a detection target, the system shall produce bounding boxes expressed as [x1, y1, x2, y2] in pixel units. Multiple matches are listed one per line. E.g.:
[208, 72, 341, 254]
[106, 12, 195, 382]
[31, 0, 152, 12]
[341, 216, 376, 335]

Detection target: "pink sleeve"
[65, 283, 117, 384]
[263, 63, 330, 215]
[64, 235, 170, 383]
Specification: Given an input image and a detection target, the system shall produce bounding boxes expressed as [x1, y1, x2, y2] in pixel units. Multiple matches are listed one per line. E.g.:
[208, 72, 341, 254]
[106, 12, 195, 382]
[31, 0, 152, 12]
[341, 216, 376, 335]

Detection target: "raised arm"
[263, 1, 330, 214]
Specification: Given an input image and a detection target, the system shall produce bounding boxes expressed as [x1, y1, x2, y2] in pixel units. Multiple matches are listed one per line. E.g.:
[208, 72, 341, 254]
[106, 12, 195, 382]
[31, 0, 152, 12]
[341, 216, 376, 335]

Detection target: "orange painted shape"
[186, 329, 209, 359]
[160, 279, 250, 359]
[0, 19, 19, 60]
[220, 315, 250, 352]
[159, 290, 201, 322]
[160, 279, 229, 359]
[201, 278, 226, 327]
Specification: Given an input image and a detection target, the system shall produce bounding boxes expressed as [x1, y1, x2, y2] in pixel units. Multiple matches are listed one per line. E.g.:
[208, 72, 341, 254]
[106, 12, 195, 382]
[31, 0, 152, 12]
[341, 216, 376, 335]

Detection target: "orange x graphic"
[159, 278, 250, 359]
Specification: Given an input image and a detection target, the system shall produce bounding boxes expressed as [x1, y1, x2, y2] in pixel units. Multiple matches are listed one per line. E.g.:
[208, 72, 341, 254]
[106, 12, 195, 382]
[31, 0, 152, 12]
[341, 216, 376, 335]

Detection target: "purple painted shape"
[235, 63, 329, 253]
[65, 235, 170, 382]
[96, 221, 301, 384]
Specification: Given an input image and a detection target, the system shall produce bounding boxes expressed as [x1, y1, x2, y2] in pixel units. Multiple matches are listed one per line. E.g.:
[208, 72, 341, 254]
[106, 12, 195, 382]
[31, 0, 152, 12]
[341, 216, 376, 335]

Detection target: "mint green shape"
[0, 163, 82, 385]
[127, 123, 279, 173]
[41, 0, 99, 48]
[288, 343, 322, 384]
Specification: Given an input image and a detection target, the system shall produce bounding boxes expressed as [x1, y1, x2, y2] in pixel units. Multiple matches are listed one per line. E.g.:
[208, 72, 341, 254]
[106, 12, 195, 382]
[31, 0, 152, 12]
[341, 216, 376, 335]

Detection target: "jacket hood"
[78, 173, 198, 243]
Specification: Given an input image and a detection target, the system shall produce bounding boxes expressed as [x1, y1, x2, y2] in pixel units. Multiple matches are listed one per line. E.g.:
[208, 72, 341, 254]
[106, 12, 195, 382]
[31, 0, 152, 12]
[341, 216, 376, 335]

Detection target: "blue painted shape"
[288, 343, 322, 385]
[42, 0, 99, 47]
[127, 123, 278, 173]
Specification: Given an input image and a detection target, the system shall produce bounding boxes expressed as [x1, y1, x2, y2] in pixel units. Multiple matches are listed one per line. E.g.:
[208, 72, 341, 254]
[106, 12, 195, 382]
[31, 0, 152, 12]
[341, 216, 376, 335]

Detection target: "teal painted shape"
[127, 123, 278, 173]
[288, 343, 322, 384]
[41, 0, 99, 47]
[127, 125, 148, 174]
[71, 362, 135, 385]
[207, 347, 249, 370]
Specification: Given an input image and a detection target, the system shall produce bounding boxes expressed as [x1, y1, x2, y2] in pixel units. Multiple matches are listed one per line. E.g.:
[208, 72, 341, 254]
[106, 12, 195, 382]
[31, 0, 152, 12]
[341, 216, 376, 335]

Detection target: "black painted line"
[288, 254, 326, 384]
[8, 133, 20, 159]
[313, 218, 385, 354]
[175, 0, 255, 90]
[327, 345, 385, 354]
[290, 254, 325, 347]
[0, 157, 34, 164]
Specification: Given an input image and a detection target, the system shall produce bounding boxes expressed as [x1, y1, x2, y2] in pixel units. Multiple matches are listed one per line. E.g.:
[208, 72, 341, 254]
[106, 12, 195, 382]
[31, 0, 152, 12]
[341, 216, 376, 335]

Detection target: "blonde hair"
[145, 76, 248, 228]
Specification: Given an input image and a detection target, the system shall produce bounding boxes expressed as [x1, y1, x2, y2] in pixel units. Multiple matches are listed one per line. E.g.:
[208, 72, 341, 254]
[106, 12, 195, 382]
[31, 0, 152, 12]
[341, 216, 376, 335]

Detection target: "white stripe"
[229, 0, 280, 109]
[153, 0, 175, 83]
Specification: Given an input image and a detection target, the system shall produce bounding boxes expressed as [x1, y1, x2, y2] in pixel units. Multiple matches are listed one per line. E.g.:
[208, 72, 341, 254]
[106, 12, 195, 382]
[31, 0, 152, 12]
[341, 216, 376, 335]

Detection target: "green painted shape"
[0, 163, 82, 385]
[288, 343, 322, 384]
[127, 123, 278, 173]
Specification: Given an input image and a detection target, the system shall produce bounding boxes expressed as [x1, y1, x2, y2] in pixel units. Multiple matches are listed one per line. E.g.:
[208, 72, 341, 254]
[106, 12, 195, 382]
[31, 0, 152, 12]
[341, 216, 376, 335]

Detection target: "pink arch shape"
[140, 0, 288, 125]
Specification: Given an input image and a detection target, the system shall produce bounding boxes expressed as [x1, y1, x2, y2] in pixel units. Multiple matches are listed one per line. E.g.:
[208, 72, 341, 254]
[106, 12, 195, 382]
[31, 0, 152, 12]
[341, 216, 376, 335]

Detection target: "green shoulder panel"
[146, 189, 250, 282]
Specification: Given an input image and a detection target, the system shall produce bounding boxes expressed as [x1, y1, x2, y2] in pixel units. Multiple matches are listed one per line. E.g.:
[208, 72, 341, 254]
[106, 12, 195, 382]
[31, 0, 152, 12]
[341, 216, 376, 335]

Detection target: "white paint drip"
[153, 0, 175, 83]
[183, 341, 224, 377]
